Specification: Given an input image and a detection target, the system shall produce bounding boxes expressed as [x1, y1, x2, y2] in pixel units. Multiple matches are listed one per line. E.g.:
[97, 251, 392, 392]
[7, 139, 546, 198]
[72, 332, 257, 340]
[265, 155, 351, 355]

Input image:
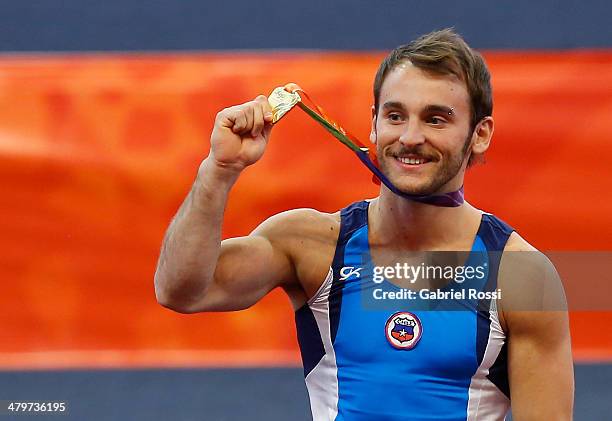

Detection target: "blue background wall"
[1, 0, 611, 51]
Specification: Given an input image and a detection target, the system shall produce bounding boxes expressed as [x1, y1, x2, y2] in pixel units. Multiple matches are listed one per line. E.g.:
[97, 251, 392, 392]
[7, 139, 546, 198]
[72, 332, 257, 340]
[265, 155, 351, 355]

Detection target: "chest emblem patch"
[385, 311, 423, 350]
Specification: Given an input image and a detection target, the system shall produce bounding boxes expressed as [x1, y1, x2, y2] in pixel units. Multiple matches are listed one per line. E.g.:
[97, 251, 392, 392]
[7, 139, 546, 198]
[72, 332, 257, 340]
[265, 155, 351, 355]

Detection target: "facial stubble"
[377, 132, 473, 196]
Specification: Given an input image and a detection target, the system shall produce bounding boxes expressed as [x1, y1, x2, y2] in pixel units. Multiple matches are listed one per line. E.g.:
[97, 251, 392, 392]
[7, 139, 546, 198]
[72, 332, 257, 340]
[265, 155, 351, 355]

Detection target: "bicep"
[192, 233, 294, 312]
[181, 207, 330, 313]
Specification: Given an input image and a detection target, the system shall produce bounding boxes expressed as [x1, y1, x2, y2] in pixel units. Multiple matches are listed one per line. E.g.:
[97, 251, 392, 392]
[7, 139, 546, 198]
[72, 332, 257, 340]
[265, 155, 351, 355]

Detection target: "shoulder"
[475, 212, 555, 298]
[250, 207, 342, 266]
[500, 231, 562, 297]
[498, 231, 567, 332]
[504, 230, 537, 252]
[501, 231, 557, 282]
[251, 207, 340, 242]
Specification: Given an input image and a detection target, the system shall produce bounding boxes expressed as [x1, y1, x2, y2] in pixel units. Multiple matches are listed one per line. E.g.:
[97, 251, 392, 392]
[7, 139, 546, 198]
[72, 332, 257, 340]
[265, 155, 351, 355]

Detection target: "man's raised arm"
[154, 95, 294, 313]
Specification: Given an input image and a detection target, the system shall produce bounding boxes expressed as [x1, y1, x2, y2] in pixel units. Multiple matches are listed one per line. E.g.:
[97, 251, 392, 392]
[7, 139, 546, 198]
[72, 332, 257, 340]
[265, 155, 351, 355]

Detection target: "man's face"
[371, 62, 474, 196]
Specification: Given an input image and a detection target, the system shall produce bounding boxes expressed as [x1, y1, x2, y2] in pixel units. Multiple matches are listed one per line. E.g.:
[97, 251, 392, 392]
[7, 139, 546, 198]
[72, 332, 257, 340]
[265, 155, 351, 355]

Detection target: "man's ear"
[470, 116, 494, 156]
[370, 105, 377, 144]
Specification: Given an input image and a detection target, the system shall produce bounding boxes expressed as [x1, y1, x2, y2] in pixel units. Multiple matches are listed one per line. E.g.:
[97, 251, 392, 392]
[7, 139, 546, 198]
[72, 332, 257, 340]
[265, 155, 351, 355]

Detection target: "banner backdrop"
[1, 52, 611, 368]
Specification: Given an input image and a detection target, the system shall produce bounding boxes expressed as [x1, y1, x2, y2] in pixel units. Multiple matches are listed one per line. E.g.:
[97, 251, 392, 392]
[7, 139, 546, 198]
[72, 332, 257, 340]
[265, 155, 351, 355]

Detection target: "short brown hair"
[373, 28, 492, 133]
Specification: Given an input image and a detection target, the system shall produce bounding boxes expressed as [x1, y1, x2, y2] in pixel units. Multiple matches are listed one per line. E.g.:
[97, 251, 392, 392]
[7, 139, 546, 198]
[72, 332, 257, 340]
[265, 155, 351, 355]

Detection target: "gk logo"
[339, 266, 362, 280]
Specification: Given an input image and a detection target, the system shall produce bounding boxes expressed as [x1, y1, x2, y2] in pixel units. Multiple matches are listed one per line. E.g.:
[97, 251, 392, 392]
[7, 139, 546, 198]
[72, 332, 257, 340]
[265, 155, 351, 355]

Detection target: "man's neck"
[368, 186, 482, 251]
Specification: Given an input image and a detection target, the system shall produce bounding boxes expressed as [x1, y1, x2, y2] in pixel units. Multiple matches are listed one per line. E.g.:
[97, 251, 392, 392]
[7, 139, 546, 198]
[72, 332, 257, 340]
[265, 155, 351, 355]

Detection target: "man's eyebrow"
[381, 101, 406, 111]
[423, 104, 455, 116]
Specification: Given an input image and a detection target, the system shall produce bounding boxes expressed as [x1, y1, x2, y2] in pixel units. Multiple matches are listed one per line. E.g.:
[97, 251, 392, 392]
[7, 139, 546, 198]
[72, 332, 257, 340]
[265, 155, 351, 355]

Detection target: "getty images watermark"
[339, 262, 502, 301]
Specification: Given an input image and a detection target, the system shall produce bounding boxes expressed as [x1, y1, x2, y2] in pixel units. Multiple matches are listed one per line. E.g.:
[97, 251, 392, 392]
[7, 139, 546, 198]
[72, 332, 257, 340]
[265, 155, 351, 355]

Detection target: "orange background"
[1, 52, 611, 368]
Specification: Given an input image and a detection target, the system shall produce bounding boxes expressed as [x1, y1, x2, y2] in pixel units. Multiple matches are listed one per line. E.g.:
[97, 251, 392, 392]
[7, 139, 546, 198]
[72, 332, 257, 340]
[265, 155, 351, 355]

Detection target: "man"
[154, 29, 574, 420]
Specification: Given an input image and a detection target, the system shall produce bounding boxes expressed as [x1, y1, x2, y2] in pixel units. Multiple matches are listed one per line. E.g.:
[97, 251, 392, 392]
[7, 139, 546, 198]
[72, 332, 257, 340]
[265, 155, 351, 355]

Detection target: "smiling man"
[154, 29, 574, 420]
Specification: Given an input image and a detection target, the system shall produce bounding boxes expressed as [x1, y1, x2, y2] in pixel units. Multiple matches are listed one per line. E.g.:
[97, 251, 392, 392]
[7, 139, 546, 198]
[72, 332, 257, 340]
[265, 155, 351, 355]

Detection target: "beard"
[378, 134, 472, 196]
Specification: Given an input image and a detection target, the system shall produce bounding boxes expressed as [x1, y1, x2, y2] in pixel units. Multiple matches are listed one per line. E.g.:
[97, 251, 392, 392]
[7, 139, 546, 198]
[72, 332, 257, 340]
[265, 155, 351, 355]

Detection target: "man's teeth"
[397, 157, 426, 165]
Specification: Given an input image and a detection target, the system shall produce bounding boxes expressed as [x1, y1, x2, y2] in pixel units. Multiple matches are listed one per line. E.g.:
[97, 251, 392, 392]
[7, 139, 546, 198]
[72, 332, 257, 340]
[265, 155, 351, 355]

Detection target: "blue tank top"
[295, 200, 514, 420]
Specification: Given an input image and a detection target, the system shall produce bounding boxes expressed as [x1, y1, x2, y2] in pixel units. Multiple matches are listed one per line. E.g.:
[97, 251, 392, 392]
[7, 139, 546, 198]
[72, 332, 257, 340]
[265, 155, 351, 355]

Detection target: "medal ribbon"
[269, 84, 464, 207]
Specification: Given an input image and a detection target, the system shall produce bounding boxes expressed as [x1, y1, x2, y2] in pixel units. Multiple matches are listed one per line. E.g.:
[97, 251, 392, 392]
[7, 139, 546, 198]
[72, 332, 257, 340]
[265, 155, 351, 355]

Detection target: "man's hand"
[209, 95, 274, 173]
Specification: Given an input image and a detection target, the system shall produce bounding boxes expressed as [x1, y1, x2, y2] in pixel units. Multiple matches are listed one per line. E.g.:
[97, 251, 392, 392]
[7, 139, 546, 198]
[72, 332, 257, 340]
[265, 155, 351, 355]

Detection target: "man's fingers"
[216, 106, 244, 132]
[251, 102, 265, 138]
[250, 95, 275, 137]
[255, 95, 274, 123]
[244, 104, 255, 136]
[229, 109, 248, 134]
[219, 96, 274, 137]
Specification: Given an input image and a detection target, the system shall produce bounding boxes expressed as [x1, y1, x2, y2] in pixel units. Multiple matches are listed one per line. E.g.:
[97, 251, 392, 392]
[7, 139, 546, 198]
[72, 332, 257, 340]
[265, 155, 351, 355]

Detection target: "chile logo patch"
[385, 311, 422, 350]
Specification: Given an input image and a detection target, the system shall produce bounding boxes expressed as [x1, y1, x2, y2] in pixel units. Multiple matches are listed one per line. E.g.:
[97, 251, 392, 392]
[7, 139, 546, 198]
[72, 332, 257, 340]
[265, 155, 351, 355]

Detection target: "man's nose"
[398, 121, 426, 146]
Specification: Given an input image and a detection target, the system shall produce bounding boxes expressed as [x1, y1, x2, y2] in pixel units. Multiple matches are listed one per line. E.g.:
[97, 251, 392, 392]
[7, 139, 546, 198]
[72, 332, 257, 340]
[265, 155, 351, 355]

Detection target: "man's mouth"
[393, 154, 433, 166]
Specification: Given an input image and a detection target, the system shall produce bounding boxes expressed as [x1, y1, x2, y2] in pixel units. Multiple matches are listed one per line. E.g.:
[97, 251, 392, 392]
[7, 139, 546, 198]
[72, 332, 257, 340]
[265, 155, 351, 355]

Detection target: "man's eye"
[427, 116, 446, 125]
[388, 113, 403, 121]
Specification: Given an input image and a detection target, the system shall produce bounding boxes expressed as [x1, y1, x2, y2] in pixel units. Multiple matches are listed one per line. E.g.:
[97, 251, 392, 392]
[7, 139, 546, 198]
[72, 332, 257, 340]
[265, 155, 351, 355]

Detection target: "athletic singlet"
[295, 200, 513, 420]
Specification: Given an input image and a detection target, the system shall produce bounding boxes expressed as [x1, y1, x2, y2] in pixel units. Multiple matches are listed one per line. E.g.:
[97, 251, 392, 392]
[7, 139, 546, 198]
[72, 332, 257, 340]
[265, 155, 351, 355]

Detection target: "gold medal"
[268, 86, 302, 123]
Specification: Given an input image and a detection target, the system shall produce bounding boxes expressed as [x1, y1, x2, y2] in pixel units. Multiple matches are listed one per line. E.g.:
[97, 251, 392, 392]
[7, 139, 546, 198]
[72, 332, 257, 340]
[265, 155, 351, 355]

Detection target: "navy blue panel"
[478, 214, 513, 397]
[295, 304, 326, 377]
[479, 214, 515, 252]
[475, 310, 491, 369]
[488, 342, 511, 398]
[477, 214, 514, 314]
[1, 1, 612, 52]
[329, 200, 369, 344]
[475, 214, 514, 369]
